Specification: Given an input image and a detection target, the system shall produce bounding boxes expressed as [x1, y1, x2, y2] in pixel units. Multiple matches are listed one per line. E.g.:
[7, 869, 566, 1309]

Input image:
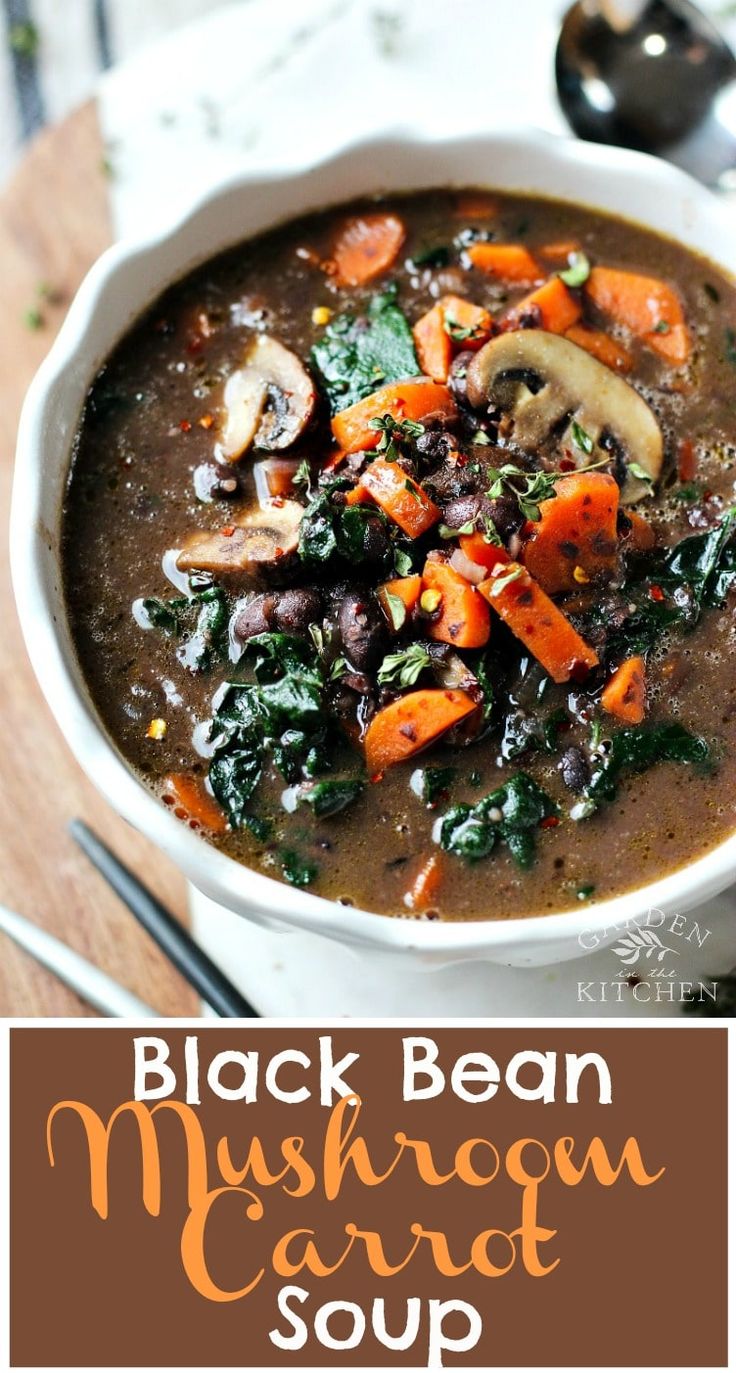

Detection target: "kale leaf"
[208, 633, 330, 825]
[300, 779, 364, 817]
[580, 722, 711, 814]
[605, 509, 736, 660]
[438, 772, 557, 868]
[177, 588, 229, 672]
[208, 634, 364, 837]
[410, 765, 456, 806]
[500, 707, 568, 761]
[298, 488, 391, 569]
[310, 283, 418, 413]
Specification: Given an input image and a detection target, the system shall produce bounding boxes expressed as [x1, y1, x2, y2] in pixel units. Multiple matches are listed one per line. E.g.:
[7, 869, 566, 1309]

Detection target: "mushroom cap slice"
[465, 330, 663, 503]
[220, 336, 317, 462]
[176, 499, 303, 581]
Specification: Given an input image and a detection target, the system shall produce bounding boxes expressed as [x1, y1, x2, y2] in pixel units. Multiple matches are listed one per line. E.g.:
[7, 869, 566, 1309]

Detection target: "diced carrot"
[439, 294, 493, 351]
[539, 240, 581, 260]
[364, 689, 476, 773]
[323, 447, 348, 473]
[467, 242, 542, 284]
[405, 853, 444, 911]
[601, 655, 647, 724]
[678, 437, 696, 482]
[623, 510, 656, 553]
[564, 323, 633, 373]
[453, 192, 498, 219]
[505, 275, 582, 333]
[163, 774, 228, 833]
[332, 211, 405, 287]
[413, 296, 493, 382]
[522, 471, 620, 594]
[345, 483, 370, 506]
[459, 531, 511, 573]
[478, 563, 599, 684]
[585, 266, 692, 366]
[413, 303, 452, 382]
[360, 458, 440, 537]
[330, 379, 457, 453]
[378, 575, 423, 627]
[422, 559, 491, 648]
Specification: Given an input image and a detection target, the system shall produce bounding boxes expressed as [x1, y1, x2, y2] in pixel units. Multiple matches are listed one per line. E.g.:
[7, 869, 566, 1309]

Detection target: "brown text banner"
[9, 1026, 727, 1367]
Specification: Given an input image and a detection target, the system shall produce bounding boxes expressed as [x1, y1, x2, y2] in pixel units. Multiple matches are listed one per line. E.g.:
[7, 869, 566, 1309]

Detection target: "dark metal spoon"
[556, 0, 736, 188]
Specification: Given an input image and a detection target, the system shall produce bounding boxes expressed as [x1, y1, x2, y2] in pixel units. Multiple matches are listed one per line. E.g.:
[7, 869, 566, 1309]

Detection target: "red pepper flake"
[678, 437, 696, 483]
[274, 546, 284, 558]
[198, 413, 215, 429]
[221, 525, 235, 537]
[540, 815, 560, 829]
[179, 419, 192, 433]
[559, 457, 576, 472]
[271, 496, 285, 508]
[649, 584, 665, 602]
[370, 771, 384, 784]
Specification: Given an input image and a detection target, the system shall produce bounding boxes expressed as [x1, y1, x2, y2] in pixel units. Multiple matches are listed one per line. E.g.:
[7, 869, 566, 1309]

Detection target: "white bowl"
[11, 128, 736, 969]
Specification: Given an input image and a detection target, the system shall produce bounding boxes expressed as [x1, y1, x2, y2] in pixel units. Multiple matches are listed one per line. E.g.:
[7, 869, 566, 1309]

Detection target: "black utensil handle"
[70, 820, 258, 1018]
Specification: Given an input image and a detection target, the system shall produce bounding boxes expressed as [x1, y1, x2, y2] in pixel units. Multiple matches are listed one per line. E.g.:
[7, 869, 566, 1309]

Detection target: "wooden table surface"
[0, 105, 198, 1016]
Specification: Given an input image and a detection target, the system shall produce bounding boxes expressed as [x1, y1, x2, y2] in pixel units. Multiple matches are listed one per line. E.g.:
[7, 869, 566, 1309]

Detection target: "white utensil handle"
[0, 903, 157, 1017]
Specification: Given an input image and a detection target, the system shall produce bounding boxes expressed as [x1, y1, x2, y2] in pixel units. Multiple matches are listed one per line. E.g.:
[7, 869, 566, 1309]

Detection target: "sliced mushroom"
[176, 499, 303, 581]
[220, 335, 317, 461]
[465, 330, 663, 503]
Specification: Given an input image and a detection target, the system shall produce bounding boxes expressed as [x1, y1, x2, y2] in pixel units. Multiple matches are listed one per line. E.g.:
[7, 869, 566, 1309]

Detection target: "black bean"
[559, 746, 591, 793]
[338, 590, 386, 672]
[232, 587, 321, 643]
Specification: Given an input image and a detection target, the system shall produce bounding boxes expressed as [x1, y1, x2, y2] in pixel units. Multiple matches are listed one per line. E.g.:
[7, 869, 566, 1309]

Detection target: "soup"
[62, 188, 736, 920]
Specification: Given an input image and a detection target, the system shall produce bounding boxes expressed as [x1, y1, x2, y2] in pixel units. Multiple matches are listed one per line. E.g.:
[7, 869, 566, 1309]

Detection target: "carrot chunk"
[422, 559, 491, 648]
[522, 471, 620, 594]
[413, 303, 452, 382]
[413, 296, 493, 382]
[539, 240, 582, 260]
[478, 563, 599, 683]
[623, 510, 656, 553]
[439, 294, 493, 351]
[505, 276, 582, 333]
[332, 212, 405, 287]
[453, 192, 498, 219]
[467, 242, 542, 283]
[585, 266, 692, 365]
[405, 853, 445, 911]
[564, 323, 633, 373]
[602, 656, 647, 724]
[330, 379, 457, 453]
[163, 774, 228, 833]
[360, 458, 440, 537]
[378, 575, 423, 628]
[459, 531, 511, 573]
[364, 689, 476, 773]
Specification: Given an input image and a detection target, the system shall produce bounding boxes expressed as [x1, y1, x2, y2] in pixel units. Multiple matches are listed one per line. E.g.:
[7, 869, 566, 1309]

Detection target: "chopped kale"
[438, 772, 557, 868]
[310, 283, 418, 412]
[410, 765, 456, 806]
[177, 587, 228, 672]
[300, 779, 364, 817]
[141, 596, 187, 634]
[500, 706, 568, 761]
[579, 722, 711, 814]
[208, 633, 333, 824]
[298, 486, 391, 570]
[605, 509, 736, 659]
[279, 850, 319, 887]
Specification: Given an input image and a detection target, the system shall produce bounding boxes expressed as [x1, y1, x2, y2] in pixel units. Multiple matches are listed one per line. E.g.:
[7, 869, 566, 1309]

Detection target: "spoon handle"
[0, 903, 158, 1017]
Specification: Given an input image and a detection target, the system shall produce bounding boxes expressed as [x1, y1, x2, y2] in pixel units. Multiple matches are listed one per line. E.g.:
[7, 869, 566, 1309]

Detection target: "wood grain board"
[0, 104, 198, 1016]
